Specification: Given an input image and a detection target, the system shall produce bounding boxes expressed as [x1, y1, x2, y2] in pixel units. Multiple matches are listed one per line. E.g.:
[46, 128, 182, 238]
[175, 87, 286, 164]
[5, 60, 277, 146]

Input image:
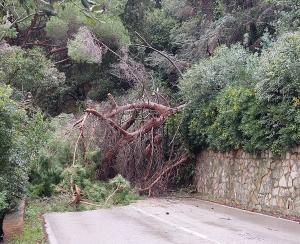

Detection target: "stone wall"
[195, 148, 300, 216]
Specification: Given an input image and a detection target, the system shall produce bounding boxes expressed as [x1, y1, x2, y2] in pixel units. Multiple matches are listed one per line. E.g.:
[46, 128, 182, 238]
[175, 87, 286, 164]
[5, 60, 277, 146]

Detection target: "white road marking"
[131, 206, 221, 244]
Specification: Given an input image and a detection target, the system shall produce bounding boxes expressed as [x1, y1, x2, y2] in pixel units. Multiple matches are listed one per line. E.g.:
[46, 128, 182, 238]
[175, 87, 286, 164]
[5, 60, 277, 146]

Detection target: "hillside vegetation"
[0, 0, 299, 241]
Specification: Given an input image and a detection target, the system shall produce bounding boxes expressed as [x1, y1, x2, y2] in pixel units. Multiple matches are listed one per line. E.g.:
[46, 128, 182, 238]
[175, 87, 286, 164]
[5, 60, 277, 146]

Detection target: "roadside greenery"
[9, 197, 81, 244]
[180, 31, 300, 155]
[0, 85, 27, 220]
[0, 0, 300, 240]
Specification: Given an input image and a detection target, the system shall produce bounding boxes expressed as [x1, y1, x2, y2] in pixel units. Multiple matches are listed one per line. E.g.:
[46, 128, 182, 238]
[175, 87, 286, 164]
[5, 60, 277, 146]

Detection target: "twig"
[104, 187, 120, 205]
[134, 31, 183, 77]
[139, 153, 189, 192]
[55, 58, 70, 65]
[72, 114, 88, 166]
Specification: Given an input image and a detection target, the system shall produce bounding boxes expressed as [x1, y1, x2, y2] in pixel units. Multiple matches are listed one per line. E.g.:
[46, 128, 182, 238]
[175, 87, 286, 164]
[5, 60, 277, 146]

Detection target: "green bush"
[45, 3, 84, 40]
[0, 46, 64, 92]
[0, 45, 65, 113]
[46, 2, 130, 50]
[180, 33, 300, 155]
[268, 0, 300, 34]
[0, 85, 27, 214]
[68, 27, 103, 64]
[206, 85, 255, 151]
[60, 165, 138, 205]
[180, 44, 256, 104]
[28, 140, 72, 197]
[91, 14, 130, 49]
[256, 32, 300, 103]
[143, 8, 178, 49]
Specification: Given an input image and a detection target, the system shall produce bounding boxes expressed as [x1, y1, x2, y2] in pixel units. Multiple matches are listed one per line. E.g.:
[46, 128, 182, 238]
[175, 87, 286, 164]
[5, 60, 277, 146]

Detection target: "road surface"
[44, 198, 300, 244]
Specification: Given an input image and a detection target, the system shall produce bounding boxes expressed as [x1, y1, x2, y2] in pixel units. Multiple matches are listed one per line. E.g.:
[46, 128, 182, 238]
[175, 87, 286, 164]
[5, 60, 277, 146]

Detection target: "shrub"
[45, 17, 69, 40]
[206, 85, 255, 151]
[91, 14, 130, 49]
[180, 34, 300, 155]
[60, 165, 138, 205]
[27, 115, 74, 197]
[143, 8, 178, 49]
[268, 0, 300, 34]
[0, 45, 65, 113]
[45, 3, 84, 40]
[68, 27, 103, 64]
[256, 31, 300, 103]
[28, 139, 72, 197]
[0, 85, 27, 214]
[46, 2, 130, 50]
[180, 44, 256, 104]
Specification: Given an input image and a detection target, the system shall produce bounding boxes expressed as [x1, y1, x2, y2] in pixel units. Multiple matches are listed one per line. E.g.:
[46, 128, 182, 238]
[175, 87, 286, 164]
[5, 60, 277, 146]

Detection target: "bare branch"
[121, 110, 139, 130]
[135, 32, 184, 77]
[139, 153, 189, 192]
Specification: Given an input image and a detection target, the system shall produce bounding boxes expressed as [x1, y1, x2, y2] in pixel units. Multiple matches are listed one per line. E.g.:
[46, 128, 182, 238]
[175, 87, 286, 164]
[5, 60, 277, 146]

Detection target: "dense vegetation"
[180, 32, 300, 154]
[0, 0, 299, 241]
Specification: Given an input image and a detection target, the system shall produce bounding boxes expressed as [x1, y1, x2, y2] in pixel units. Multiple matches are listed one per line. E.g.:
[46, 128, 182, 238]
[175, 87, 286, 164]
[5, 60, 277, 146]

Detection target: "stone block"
[291, 171, 298, 180]
[272, 187, 279, 196]
[287, 177, 293, 188]
[279, 176, 287, 187]
[291, 153, 297, 160]
[278, 198, 285, 208]
[271, 198, 277, 206]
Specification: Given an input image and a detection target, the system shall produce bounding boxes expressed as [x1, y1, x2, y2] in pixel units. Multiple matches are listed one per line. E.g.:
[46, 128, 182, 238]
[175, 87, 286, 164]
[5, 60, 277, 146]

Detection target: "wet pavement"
[44, 198, 300, 244]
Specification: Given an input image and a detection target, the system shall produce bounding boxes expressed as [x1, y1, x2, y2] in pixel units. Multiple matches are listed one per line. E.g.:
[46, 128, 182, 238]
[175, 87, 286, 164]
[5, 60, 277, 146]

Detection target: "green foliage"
[0, 44, 65, 113]
[68, 27, 103, 64]
[169, 17, 199, 49]
[0, 45, 62, 90]
[45, 2, 84, 40]
[61, 165, 138, 205]
[180, 33, 300, 155]
[0, 192, 7, 211]
[182, 101, 217, 151]
[180, 45, 256, 103]
[143, 8, 178, 49]
[0, 23, 17, 40]
[46, 2, 130, 49]
[206, 85, 256, 151]
[161, 0, 190, 20]
[21, 112, 51, 162]
[107, 175, 138, 205]
[28, 127, 73, 197]
[0, 84, 27, 212]
[256, 32, 300, 103]
[269, 0, 300, 34]
[123, 0, 152, 31]
[87, 78, 128, 101]
[45, 17, 69, 40]
[91, 14, 130, 48]
[94, 0, 127, 15]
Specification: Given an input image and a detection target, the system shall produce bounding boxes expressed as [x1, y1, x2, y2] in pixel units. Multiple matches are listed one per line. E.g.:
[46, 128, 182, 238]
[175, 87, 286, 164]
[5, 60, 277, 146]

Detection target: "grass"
[7, 196, 99, 244]
[8, 188, 140, 244]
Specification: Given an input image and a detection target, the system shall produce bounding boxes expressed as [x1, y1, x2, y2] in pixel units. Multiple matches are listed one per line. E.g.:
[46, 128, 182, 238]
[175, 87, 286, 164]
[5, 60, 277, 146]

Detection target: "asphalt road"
[44, 198, 300, 244]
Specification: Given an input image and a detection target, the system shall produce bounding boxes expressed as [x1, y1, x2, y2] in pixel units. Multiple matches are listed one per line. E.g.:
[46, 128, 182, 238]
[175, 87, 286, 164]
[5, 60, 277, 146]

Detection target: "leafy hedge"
[0, 85, 27, 215]
[180, 31, 300, 155]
